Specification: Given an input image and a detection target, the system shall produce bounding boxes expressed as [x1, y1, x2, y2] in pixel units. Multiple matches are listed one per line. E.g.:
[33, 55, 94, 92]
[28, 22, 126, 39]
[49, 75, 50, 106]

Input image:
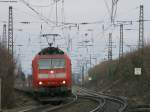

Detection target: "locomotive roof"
[38, 47, 64, 55]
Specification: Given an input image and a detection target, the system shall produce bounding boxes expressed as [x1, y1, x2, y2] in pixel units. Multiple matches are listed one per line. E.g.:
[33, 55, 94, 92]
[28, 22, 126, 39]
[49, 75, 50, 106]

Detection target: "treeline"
[87, 45, 150, 105]
[0, 45, 15, 108]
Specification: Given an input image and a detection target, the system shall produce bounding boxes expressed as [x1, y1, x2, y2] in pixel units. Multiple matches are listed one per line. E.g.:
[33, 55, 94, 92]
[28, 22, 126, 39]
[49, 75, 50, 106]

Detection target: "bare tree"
[0, 46, 15, 108]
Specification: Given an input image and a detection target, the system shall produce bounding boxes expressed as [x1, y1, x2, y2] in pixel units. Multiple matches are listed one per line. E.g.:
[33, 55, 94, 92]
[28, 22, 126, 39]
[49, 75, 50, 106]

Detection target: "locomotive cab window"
[52, 59, 65, 69]
[38, 59, 51, 69]
[38, 58, 65, 69]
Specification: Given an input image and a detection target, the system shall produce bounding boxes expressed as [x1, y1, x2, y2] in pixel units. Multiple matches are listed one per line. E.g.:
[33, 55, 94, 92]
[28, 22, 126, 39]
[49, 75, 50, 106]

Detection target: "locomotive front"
[32, 47, 72, 96]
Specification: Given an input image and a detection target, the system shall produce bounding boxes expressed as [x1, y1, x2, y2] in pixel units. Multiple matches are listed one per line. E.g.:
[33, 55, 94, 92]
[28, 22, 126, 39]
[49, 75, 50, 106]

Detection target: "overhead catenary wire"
[111, 0, 119, 24]
[0, 0, 17, 2]
[103, 0, 111, 17]
[2, 0, 148, 75]
[29, 0, 55, 8]
[19, 0, 56, 24]
[17, 0, 110, 27]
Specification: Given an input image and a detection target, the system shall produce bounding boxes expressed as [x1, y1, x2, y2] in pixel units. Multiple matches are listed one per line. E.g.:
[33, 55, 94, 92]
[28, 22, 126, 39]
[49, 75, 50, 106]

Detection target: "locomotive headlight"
[62, 80, 66, 84]
[50, 70, 54, 74]
[39, 81, 43, 85]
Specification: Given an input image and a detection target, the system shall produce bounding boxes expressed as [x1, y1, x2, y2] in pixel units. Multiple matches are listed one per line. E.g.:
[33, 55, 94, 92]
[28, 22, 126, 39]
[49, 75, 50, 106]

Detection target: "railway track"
[16, 93, 103, 112]
[74, 86, 127, 112]
[17, 95, 100, 112]
[12, 87, 104, 112]
[44, 95, 104, 112]
[11, 93, 77, 112]
[128, 105, 150, 112]
[78, 95, 105, 112]
[12, 86, 127, 112]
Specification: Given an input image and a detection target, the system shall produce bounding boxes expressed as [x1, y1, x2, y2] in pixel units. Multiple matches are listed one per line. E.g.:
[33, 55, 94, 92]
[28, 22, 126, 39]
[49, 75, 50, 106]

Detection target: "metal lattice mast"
[55, 0, 58, 26]
[108, 33, 112, 61]
[119, 24, 123, 59]
[138, 5, 144, 49]
[2, 24, 7, 48]
[8, 6, 13, 57]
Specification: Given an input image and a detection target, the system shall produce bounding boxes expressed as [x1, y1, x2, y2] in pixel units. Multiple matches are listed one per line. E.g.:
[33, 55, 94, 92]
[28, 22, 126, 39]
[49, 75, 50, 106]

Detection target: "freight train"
[32, 47, 72, 99]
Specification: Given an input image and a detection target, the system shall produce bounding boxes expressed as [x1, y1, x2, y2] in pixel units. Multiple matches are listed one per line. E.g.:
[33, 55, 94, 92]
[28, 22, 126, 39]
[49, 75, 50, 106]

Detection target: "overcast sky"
[0, 0, 149, 75]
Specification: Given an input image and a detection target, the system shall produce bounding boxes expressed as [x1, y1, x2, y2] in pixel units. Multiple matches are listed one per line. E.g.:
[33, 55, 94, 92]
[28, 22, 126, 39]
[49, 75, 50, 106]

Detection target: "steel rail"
[14, 87, 78, 112]
[76, 86, 127, 112]
[19, 94, 77, 112]
[43, 93, 77, 112]
[45, 94, 104, 112]
[78, 95, 105, 112]
[75, 87, 106, 112]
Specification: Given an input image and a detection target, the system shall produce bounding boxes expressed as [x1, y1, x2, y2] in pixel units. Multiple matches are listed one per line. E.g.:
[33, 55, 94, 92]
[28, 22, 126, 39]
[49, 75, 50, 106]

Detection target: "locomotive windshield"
[38, 58, 65, 69]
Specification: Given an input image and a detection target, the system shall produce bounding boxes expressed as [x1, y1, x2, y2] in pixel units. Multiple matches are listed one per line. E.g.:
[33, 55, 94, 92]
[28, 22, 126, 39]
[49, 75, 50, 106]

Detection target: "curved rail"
[44, 93, 77, 112]
[19, 93, 77, 112]
[79, 95, 105, 112]
[45, 93, 104, 112]
[75, 86, 127, 112]
[75, 87, 106, 112]
[15, 86, 127, 112]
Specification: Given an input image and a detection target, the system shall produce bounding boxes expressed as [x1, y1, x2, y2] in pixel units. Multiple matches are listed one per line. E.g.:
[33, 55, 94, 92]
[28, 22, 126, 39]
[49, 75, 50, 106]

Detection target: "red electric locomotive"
[32, 47, 72, 97]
